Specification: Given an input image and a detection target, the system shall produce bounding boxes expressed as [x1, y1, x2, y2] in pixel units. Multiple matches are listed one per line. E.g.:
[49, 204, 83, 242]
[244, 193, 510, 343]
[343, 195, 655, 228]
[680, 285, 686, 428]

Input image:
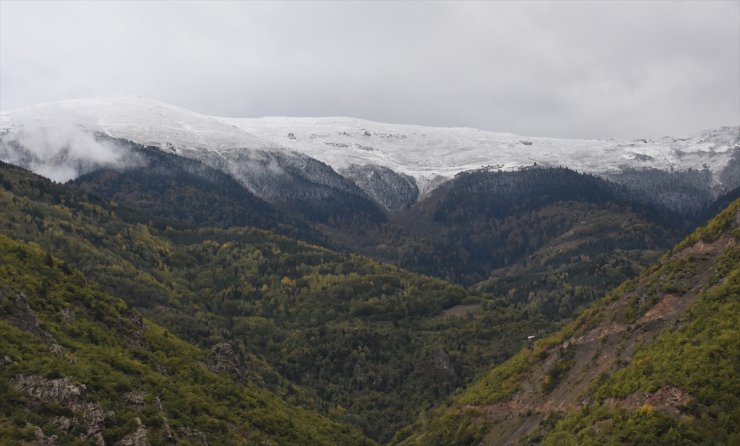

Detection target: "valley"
[0, 98, 737, 444]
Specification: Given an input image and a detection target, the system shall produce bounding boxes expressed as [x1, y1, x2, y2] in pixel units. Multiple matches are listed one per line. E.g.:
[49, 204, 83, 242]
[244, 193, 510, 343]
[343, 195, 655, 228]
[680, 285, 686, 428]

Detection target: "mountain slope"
[0, 162, 553, 442]
[327, 168, 683, 322]
[0, 234, 373, 445]
[395, 199, 740, 445]
[227, 117, 740, 199]
[42, 135, 696, 328]
[2, 97, 738, 212]
[1, 97, 737, 443]
[70, 140, 302, 229]
[0, 98, 388, 226]
[61, 146, 692, 327]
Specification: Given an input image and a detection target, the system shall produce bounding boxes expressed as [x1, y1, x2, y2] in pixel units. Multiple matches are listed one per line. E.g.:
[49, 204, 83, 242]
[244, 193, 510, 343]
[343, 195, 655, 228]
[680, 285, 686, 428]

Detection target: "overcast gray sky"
[1, 0, 738, 139]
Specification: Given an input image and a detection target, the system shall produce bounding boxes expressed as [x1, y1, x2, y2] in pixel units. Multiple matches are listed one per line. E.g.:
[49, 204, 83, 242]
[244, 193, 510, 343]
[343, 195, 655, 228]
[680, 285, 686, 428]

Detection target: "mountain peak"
[1, 97, 738, 200]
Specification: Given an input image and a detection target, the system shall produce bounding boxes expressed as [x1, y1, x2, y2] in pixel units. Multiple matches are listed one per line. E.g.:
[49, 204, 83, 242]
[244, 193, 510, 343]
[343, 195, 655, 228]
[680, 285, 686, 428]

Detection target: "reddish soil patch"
[570, 322, 628, 345]
[638, 294, 681, 324]
[675, 235, 735, 259]
[606, 386, 692, 417]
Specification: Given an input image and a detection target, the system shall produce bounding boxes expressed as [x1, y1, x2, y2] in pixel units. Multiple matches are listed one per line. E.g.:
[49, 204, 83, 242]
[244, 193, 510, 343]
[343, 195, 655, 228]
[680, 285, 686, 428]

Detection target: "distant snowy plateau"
[1, 96, 738, 211]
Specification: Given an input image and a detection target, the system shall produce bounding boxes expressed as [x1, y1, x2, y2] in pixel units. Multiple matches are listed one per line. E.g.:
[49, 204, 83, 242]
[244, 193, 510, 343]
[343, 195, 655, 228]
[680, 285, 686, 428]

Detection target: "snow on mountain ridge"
[224, 116, 739, 195]
[1, 96, 270, 153]
[1, 96, 738, 200]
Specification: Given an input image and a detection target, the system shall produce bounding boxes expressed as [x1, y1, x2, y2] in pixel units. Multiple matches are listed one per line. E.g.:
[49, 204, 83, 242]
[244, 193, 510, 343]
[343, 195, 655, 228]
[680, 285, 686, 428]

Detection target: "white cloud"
[0, 124, 142, 182]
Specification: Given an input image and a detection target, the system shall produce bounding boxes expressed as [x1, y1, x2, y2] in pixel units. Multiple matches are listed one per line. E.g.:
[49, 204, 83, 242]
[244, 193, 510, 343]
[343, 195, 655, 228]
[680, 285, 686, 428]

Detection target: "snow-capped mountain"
[225, 116, 740, 196]
[0, 96, 268, 151]
[1, 96, 738, 210]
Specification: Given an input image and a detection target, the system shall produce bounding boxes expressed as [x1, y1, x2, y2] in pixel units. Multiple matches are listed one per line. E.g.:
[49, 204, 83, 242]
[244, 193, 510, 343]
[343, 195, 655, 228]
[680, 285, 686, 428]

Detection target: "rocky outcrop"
[155, 396, 175, 442]
[123, 310, 149, 350]
[12, 375, 110, 445]
[123, 390, 147, 407]
[59, 308, 76, 323]
[48, 343, 65, 358]
[178, 426, 209, 446]
[0, 355, 14, 367]
[31, 425, 57, 446]
[119, 417, 150, 446]
[13, 375, 86, 403]
[0, 285, 51, 339]
[208, 343, 243, 380]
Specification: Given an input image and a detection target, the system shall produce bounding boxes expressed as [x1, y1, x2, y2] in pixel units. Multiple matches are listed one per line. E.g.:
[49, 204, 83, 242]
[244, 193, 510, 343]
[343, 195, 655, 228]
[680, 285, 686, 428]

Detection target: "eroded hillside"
[397, 199, 739, 445]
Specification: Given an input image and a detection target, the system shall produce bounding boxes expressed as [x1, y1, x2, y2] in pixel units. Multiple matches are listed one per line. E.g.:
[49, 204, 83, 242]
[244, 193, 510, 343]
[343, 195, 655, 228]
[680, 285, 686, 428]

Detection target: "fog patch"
[0, 124, 144, 182]
[266, 156, 285, 176]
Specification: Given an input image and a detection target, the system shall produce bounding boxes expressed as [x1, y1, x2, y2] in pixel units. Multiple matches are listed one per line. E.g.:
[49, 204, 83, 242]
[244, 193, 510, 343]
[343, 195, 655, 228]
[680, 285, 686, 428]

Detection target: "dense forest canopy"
[0, 151, 737, 444]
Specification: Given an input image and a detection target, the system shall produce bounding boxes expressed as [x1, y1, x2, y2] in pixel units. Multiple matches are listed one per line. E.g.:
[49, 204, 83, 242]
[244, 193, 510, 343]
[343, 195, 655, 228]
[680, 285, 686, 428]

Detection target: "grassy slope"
[396, 199, 739, 445]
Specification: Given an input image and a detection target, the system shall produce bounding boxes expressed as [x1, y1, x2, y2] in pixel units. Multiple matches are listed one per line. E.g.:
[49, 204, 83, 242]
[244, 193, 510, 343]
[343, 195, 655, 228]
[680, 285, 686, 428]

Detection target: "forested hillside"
[0, 236, 372, 445]
[70, 141, 314, 240]
[0, 162, 544, 441]
[67, 148, 712, 326]
[2, 157, 736, 444]
[1, 3, 737, 444]
[67, 153, 701, 362]
[69, 149, 690, 296]
[322, 167, 687, 324]
[396, 199, 740, 445]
